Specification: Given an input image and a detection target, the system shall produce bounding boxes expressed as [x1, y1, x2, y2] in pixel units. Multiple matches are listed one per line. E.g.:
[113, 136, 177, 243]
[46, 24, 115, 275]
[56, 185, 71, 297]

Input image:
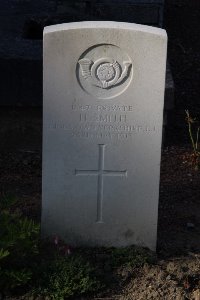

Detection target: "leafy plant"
[0, 195, 40, 292]
[0, 248, 9, 260]
[185, 110, 200, 170]
[33, 254, 103, 300]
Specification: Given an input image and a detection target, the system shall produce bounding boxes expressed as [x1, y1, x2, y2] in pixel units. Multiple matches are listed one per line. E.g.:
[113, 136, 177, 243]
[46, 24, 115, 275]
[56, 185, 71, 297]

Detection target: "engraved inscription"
[75, 144, 127, 223]
[72, 132, 132, 139]
[77, 44, 133, 99]
[72, 104, 133, 112]
[48, 123, 156, 133]
[48, 122, 156, 140]
[47, 100, 157, 140]
[79, 113, 127, 123]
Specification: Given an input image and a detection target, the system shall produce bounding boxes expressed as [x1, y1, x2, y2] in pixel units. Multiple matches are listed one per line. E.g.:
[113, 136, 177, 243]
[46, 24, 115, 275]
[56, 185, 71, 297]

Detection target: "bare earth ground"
[0, 0, 200, 299]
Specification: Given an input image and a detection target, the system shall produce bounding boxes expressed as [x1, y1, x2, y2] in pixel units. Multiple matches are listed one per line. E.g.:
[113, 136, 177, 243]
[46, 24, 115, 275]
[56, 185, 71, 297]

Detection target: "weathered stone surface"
[42, 21, 167, 251]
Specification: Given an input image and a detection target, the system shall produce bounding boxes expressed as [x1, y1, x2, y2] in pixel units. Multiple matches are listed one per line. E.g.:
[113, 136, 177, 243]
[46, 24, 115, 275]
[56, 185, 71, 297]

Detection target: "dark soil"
[1, 0, 200, 299]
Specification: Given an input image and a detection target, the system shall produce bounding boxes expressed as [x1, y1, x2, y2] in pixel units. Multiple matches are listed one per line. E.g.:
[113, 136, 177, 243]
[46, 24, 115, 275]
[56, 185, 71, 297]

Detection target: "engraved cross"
[75, 144, 127, 223]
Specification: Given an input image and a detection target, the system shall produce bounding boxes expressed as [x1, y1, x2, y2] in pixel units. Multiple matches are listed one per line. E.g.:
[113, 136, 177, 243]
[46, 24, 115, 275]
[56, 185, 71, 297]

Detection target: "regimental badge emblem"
[76, 44, 133, 99]
[78, 58, 132, 89]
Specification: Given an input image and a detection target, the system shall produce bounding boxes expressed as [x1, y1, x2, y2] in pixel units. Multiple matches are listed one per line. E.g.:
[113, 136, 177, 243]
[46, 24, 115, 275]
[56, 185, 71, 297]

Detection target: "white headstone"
[42, 21, 167, 251]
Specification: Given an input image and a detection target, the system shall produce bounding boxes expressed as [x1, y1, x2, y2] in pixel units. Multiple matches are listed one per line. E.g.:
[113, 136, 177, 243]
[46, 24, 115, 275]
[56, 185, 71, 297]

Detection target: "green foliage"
[33, 254, 102, 300]
[110, 246, 154, 268]
[1, 269, 32, 290]
[0, 212, 39, 252]
[0, 195, 40, 291]
[0, 248, 10, 260]
[0, 195, 102, 298]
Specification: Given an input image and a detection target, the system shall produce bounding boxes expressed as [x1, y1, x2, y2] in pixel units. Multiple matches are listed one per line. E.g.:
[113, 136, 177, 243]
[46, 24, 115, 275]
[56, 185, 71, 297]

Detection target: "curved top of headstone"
[44, 21, 167, 37]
